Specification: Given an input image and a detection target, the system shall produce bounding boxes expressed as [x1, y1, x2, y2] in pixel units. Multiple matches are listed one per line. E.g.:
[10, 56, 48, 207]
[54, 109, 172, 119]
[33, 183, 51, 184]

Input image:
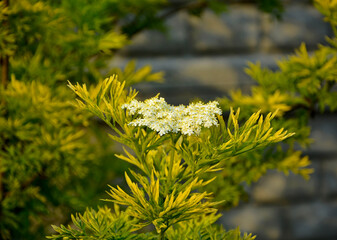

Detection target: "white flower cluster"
[121, 96, 222, 136]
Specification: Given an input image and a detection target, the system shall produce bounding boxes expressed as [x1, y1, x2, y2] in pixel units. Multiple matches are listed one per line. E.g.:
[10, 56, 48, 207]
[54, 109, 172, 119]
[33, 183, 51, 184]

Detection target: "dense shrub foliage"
[0, 0, 164, 238]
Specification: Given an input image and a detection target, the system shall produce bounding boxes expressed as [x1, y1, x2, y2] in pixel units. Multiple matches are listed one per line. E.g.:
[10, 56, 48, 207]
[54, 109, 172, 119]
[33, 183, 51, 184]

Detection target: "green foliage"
[315, 0, 337, 34]
[0, 72, 161, 240]
[257, 0, 284, 19]
[5, 0, 129, 85]
[0, 78, 94, 239]
[48, 205, 142, 240]
[0, 0, 166, 238]
[0, 2, 15, 58]
[0, 0, 168, 238]
[48, 75, 293, 239]
[165, 213, 255, 240]
[108, 60, 164, 88]
[48, 206, 256, 240]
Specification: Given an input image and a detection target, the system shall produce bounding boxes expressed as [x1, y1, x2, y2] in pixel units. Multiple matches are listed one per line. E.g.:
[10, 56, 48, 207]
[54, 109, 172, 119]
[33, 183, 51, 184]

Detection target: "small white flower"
[122, 96, 222, 136]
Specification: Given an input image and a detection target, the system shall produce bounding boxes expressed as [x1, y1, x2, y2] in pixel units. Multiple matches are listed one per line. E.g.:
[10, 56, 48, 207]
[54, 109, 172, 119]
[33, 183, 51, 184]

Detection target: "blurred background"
[110, 1, 337, 240]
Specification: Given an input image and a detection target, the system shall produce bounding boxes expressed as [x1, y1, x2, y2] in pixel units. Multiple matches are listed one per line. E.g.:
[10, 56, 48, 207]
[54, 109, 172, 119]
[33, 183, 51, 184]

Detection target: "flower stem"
[1, 0, 9, 87]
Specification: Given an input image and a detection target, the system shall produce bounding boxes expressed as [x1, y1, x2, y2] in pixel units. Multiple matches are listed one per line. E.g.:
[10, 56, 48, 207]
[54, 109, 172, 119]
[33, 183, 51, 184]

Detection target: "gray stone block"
[251, 164, 319, 204]
[322, 159, 337, 198]
[110, 54, 282, 105]
[121, 12, 189, 55]
[260, 5, 331, 51]
[220, 205, 282, 240]
[309, 114, 337, 153]
[286, 201, 337, 239]
[191, 6, 260, 52]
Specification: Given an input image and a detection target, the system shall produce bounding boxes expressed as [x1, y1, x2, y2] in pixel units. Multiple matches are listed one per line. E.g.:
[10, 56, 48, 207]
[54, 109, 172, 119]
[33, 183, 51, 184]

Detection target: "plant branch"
[123, 0, 210, 38]
[2, 171, 42, 201]
[1, 56, 9, 87]
[1, 0, 9, 87]
[0, 0, 10, 223]
[158, 0, 208, 21]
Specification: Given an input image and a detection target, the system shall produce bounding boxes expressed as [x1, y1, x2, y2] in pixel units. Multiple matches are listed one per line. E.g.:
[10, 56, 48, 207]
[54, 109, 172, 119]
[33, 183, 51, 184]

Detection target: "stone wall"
[111, 1, 337, 239]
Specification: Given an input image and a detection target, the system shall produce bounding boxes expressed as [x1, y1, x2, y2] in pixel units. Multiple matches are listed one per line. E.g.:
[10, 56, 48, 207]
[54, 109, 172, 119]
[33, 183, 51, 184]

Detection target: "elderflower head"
[121, 96, 222, 136]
